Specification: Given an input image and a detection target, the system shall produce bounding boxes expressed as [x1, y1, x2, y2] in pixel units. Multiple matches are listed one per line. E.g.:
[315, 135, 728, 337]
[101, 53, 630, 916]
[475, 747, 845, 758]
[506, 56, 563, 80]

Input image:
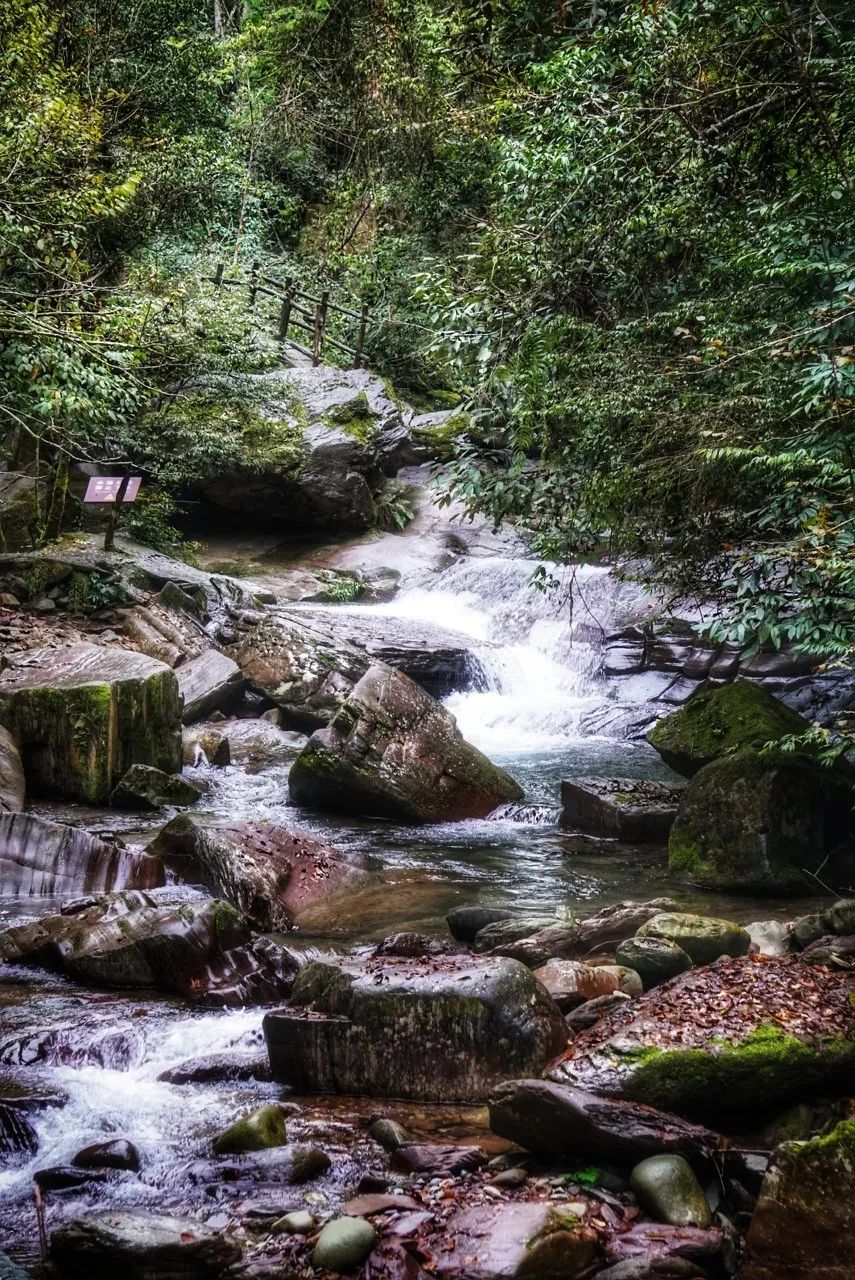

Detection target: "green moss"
[324, 392, 378, 444]
[620, 1025, 855, 1115]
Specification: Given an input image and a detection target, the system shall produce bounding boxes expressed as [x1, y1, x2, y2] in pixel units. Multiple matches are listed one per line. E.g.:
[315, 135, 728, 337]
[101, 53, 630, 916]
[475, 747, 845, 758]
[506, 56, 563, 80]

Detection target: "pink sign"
[84, 476, 142, 503]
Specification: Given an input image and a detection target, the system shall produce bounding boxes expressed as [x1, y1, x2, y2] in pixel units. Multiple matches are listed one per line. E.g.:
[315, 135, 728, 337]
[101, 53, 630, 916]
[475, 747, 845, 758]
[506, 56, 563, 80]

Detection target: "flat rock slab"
[550, 955, 855, 1120]
[263, 954, 567, 1102]
[50, 1212, 241, 1279]
[0, 812, 164, 897]
[0, 643, 181, 803]
[289, 664, 522, 823]
[489, 1079, 721, 1166]
[177, 651, 244, 724]
[484, 899, 678, 969]
[426, 1202, 601, 1279]
[0, 727, 25, 813]
[560, 776, 682, 842]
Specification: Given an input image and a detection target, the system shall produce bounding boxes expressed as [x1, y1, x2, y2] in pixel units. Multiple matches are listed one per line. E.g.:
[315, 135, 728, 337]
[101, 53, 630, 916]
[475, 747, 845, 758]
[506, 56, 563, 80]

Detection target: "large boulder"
[0, 727, 25, 813]
[560, 777, 682, 842]
[741, 1118, 855, 1280]
[635, 912, 750, 965]
[288, 664, 522, 822]
[532, 959, 641, 1011]
[0, 813, 164, 896]
[0, 644, 182, 803]
[148, 814, 364, 930]
[177, 650, 244, 723]
[111, 765, 203, 810]
[0, 890, 251, 997]
[196, 366, 414, 530]
[550, 955, 855, 1121]
[50, 1213, 241, 1280]
[668, 750, 848, 893]
[0, 472, 44, 551]
[489, 1080, 721, 1166]
[647, 680, 808, 777]
[263, 954, 567, 1102]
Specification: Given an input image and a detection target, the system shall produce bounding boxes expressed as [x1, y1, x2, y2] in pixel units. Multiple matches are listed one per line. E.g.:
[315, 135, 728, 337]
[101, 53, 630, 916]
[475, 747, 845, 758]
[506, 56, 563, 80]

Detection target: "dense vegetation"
[2, 0, 854, 662]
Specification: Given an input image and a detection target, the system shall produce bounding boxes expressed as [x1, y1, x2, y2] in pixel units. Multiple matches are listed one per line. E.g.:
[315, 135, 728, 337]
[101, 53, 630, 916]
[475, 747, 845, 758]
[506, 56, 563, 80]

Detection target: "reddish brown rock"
[426, 1202, 601, 1279]
[532, 960, 641, 1011]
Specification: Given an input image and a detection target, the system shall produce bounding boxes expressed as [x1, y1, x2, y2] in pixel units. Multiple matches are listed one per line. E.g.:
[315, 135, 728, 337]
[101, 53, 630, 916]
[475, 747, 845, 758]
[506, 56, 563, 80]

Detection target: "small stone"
[312, 1217, 377, 1272]
[213, 1104, 286, 1155]
[369, 1118, 410, 1151]
[490, 1166, 528, 1188]
[72, 1139, 140, 1172]
[0, 594, 20, 608]
[290, 1144, 331, 1183]
[271, 1210, 315, 1235]
[615, 936, 693, 989]
[630, 1154, 712, 1228]
[33, 597, 56, 611]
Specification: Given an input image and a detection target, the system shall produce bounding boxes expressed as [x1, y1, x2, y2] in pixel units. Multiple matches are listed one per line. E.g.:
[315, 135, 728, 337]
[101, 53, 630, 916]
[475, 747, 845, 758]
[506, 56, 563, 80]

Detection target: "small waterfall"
[364, 557, 650, 755]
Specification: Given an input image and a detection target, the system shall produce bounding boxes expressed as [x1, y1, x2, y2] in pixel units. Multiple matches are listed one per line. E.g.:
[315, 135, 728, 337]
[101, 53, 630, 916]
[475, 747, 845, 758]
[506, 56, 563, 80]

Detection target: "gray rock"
[446, 905, 515, 943]
[50, 1212, 241, 1279]
[111, 764, 203, 810]
[264, 954, 567, 1102]
[425, 1201, 599, 1278]
[369, 1118, 410, 1151]
[312, 1216, 377, 1273]
[0, 472, 44, 550]
[630, 1155, 711, 1228]
[0, 643, 181, 804]
[271, 1210, 315, 1235]
[560, 776, 682, 842]
[289, 664, 522, 823]
[615, 937, 693, 989]
[182, 725, 231, 767]
[0, 726, 24, 813]
[0, 1252, 30, 1280]
[826, 898, 855, 935]
[177, 651, 244, 724]
[636, 913, 750, 966]
[0, 813, 164, 897]
[565, 992, 632, 1032]
[72, 1139, 140, 1172]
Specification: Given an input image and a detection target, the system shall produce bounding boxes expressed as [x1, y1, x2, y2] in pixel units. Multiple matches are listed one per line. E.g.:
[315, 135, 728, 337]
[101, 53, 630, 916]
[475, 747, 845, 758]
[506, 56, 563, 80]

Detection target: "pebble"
[489, 1166, 528, 1188]
[369, 1117, 410, 1151]
[272, 1210, 316, 1235]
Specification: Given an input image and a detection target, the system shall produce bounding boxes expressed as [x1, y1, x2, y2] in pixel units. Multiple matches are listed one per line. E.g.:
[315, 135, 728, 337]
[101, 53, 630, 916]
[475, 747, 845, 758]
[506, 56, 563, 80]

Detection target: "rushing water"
[0, 508, 820, 1264]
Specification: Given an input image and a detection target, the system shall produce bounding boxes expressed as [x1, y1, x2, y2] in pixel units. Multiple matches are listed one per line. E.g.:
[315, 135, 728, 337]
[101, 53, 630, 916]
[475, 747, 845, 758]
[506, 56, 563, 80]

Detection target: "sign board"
[84, 476, 142, 504]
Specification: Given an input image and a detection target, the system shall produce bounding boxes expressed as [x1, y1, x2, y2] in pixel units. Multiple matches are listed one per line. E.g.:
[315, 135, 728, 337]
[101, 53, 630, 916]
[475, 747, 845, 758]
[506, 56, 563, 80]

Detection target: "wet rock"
[391, 1143, 486, 1175]
[0, 1101, 37, 1166]
[0, 1252, 32, 1280]
[205, 718, 306, 768]
[271, 1210, 315, 1235]
[647, 680, 810, 777]
[560, 776, 682, 841]
[369, 1118, 411, 1151]
[0, 643, 182, 803]
[0, 726, 24, 813]
[614, 937, 693, 990]
[187, 934, 300, 1007]
[668, 750, 846, 893]
[826, 897, 855, 934]
[800, 933, 855, 966]
[741, 1118, 855, 1280]
[565, 992, 632, 1032]
[0, 813, 164, 897]
[550, 955, 855, 1120]
[473, 915, 557, 953]
[789, 910, 826, 950]
[373, 931, 456, 958]
[0, 891, 251, 997]
[0, 471, 44, 549]
[264, 953, 566, 1102]
[747, 920, 790, 956]
[182, 725, 231, 767]
[289, 665, 522, 823]
[313, 1216, 378, 1273]
[532, 959, 642, 1011]
[446, 905, 514, 943]
[290, 1144, 332, 1183]
[213, 1104, 287, 1155]
[50, 1212, 242, 1279]
[630, 1155, 711, 1228]
[635, 912, 750, 965]
[484, 899, 679, 968]
[604, 1223, 722, 1267]
[177, 651, 244, 724]
[344, 1192, 421, 1215]
[157, 1053, 270, 1086]
[426, 1202, 600, 1279]
[489, 1080, 721, 1165]
[198, 365, 413, 530]
[73, 1139, 141, 1172]
[34, 1166, 114, 1191]
[111, 764, 203, 810]
[594, 1262, 707, 1280]
[148, 814, 363, 931]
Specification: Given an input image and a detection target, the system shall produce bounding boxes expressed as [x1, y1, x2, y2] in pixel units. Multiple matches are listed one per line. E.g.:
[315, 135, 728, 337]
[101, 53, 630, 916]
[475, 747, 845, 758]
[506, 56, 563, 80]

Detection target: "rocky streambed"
[1, 374, 854, 1280]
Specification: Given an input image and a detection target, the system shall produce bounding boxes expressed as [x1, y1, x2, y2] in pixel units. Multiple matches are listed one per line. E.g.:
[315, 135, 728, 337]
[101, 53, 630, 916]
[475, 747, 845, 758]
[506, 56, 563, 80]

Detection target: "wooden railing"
[210, 262, 370, 368]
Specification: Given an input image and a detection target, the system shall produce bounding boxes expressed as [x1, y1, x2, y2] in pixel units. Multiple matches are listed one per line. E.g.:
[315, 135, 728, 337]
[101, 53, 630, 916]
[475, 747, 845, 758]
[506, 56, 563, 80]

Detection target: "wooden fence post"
[313, 290, 329, 365]
[213, 261, 224, 288]
[248, 260, 260, 309]
[277, 277, 294, 342]
[354, 302, 369, 368]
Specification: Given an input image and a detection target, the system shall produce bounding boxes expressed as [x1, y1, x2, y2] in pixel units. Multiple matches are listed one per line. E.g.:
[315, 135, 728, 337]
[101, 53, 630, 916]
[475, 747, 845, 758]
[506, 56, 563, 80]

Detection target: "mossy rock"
[668, 749, 846, 893]
[111, 765, 203, 810]
[647, 680, 809, 777]
[636, 911, 750, 965]
[212, 1104, 287, 1155]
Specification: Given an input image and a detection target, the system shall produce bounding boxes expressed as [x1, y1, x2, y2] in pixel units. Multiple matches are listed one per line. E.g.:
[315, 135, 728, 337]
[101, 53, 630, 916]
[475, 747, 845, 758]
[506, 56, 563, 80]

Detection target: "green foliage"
[373, 483, 415, 531]
[315, 573, 364, 604]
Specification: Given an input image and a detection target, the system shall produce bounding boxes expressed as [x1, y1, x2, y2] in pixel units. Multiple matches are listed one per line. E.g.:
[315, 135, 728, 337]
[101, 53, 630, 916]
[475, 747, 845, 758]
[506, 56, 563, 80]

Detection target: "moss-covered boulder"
[289, 664, 522, 823]
[560, 776, 682, 841]
[111, 765, 203, 810]
[212, 1104, 287, 1155]
[635, 912, 750, 964]
[549, 955, 855, 1122]
[263, 953, 567, 1102]
[614, 936, 693, 989]
[647, 680, 809, 777]
[0, 472, 44, 551]
[0, 644, 182, 804]
[741, 1119, 855, 1280]
[668, 749, 845, 893]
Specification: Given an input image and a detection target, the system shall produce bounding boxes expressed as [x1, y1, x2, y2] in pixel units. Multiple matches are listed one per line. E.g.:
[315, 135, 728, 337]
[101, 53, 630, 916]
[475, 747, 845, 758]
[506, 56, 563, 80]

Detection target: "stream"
[0, 485, 827, 1267]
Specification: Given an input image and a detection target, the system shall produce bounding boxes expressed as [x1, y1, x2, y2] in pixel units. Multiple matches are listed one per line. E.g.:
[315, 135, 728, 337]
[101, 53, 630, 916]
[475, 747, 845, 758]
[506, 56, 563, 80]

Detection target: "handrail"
[208, 261, 370, 367]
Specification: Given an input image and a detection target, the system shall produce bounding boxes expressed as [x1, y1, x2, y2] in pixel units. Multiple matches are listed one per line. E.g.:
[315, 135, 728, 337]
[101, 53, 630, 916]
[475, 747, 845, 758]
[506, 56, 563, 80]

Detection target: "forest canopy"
[2, 0, 854, 659]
